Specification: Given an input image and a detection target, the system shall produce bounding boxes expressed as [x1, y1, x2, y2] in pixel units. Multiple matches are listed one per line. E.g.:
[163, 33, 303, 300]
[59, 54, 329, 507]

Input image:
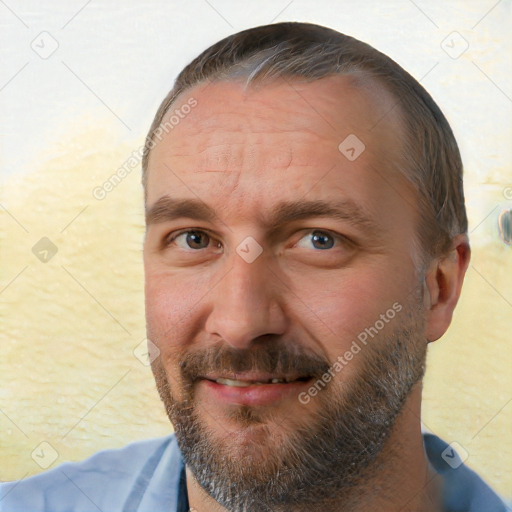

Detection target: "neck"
[346, 384, 443, 512]
[186, 384, 443, 512]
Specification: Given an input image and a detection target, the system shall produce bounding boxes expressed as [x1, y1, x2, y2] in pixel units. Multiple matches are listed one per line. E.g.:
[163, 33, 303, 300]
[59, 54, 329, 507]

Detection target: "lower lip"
[199, 379, 312, 407]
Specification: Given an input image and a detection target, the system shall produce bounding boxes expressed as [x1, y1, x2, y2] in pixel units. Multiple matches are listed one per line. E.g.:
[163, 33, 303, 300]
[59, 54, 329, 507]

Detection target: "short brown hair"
[142, 22, 468, 260]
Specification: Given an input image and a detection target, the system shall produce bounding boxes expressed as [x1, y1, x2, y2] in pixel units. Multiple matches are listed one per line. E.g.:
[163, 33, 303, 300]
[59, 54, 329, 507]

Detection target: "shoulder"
[423, 432, 507, 512]
[0, 434, 183, 512]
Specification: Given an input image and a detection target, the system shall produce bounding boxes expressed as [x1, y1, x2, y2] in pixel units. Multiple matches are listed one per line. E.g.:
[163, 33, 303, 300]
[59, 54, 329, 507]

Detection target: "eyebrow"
[146, 197, 216, 225]
[145, 196, 382, 237]
[268, 199, 380, 236]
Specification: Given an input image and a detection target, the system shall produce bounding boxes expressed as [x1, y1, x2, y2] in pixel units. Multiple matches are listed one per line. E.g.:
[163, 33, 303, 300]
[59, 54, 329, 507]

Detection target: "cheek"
[144, 266, 215, 352]
[290, 266, 410, 361]
[145, 275, 195, 391]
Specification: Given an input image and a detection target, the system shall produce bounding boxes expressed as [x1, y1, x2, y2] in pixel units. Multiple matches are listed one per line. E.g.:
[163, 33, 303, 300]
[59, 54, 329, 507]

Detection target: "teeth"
[216, 378, 252, 387]
[215, 377, 287, 387]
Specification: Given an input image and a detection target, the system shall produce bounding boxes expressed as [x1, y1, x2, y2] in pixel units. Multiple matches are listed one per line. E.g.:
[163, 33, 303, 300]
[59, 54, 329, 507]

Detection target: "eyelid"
[293, 228, 353, 247]
[163, 228, 220, 249]
[161, 227, 353, 251]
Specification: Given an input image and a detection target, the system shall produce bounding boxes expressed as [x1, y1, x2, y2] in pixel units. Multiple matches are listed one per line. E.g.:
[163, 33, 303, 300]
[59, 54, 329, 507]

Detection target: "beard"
[150, 300, 427, 512]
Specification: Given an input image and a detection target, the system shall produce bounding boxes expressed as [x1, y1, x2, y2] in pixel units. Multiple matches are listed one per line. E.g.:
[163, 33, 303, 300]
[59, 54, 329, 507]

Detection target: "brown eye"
[170, 230, 211, 250]
[185, 231, 210, 249]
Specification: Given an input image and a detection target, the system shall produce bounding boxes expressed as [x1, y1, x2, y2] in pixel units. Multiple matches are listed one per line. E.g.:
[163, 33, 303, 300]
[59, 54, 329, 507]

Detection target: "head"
[142, 22, 470, 511]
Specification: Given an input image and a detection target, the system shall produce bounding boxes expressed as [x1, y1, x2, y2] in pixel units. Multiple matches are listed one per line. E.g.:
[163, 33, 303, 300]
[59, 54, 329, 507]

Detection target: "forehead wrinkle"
[146, 77, 411, 241]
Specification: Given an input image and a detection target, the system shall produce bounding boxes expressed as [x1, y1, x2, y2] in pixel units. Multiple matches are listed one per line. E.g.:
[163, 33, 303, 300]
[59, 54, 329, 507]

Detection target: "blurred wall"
[1, 0, 511, 501]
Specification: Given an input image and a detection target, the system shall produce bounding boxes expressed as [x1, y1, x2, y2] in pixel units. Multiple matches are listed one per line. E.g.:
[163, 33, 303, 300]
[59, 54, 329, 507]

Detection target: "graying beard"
[165, 326, 426, 512]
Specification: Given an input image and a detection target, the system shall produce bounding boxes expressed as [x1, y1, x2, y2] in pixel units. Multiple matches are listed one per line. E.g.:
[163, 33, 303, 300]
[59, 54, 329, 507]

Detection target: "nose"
[204, 250, 288, 349]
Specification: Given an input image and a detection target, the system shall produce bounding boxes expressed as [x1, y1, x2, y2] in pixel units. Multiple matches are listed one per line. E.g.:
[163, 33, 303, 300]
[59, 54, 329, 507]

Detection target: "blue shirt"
[0, 433, 506, 511]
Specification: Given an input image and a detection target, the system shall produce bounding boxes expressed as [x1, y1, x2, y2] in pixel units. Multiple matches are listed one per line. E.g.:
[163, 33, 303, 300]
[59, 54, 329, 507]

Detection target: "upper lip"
[201, 372, 311, 383]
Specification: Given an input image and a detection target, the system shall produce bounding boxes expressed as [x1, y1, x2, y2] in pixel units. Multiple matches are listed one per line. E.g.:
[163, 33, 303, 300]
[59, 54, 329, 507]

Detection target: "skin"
[143, 76, 470, 511]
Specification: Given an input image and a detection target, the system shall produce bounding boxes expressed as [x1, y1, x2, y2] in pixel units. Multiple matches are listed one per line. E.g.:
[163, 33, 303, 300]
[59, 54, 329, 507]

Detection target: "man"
[0, 22, 507, 512]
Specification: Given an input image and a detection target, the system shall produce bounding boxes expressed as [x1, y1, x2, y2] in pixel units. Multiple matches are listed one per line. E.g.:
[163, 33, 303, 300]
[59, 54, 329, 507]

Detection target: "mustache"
[179, 342, 331, 381]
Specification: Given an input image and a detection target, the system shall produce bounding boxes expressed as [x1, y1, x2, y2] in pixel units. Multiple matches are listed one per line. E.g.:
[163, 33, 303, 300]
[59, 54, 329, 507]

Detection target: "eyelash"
[164, 228, 350, 251]
[165, 229, 220, 250]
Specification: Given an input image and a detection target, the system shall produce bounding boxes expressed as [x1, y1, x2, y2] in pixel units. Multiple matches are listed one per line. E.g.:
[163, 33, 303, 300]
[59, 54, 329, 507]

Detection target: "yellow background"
[1, 0, 511, 503]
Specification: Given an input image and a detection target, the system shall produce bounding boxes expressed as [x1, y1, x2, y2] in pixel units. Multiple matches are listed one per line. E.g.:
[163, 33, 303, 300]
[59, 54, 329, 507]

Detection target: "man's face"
[143, 76, 428, 509]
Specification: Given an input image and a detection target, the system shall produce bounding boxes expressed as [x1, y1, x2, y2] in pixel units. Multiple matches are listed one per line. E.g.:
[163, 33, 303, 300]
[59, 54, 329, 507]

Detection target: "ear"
[423, 234, 471, 342]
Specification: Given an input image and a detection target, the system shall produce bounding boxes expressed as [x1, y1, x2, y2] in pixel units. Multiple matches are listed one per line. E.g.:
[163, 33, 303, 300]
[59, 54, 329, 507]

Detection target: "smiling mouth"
[205, 376, 312, 387]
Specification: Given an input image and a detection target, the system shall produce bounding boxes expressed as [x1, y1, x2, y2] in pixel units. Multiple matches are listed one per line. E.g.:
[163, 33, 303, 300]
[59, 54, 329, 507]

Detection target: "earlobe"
[424, 234, 471, 342]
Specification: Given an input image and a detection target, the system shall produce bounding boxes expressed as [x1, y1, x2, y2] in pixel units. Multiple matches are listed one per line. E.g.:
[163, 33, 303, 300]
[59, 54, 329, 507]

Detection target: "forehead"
[153, 74, 403, 158]
[145, 75, 413, 224]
